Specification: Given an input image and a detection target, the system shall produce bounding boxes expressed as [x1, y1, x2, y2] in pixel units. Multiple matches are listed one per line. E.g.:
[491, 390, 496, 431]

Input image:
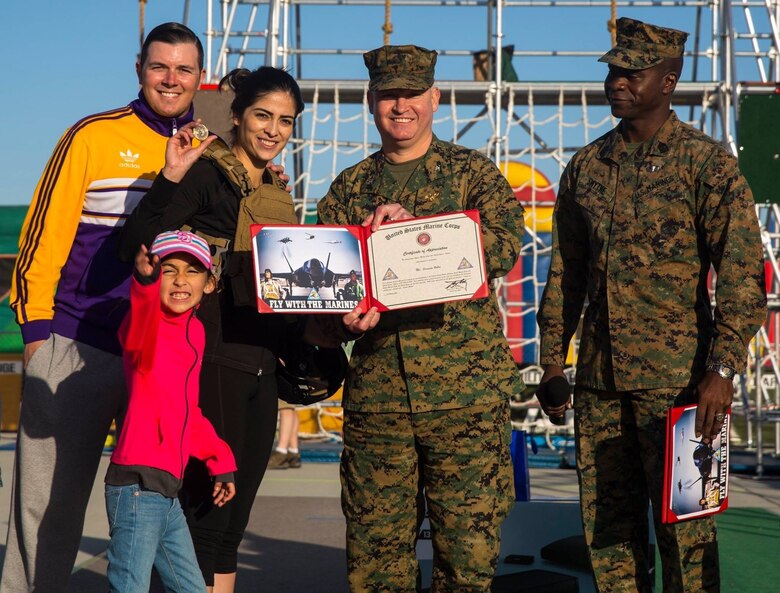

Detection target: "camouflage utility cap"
[364, 45, 437, 92]
[599, 17, 688, 70]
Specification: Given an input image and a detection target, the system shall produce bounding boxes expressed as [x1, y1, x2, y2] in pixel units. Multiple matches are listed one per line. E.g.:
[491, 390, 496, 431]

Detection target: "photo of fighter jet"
[278, 252, 355, 292]
[665, 405, 729, 522]
[252, 225, 364, 305]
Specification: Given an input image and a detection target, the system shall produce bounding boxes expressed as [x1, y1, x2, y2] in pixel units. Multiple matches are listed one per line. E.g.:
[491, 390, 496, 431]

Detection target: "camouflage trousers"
[340, 400, 514, 593]
[574, 387, 719, 593]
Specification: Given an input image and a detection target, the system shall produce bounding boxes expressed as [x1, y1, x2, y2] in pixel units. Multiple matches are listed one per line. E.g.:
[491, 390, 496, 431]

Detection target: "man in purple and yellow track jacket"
[2, 23, 205, 593]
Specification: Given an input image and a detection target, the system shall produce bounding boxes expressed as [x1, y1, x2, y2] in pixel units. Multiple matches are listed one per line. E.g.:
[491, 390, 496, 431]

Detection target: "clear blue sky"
[0, 1, 727, 207]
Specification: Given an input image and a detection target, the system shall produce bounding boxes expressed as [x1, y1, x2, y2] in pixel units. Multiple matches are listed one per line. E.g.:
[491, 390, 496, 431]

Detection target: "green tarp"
[1, 206, 27, 353]
[738, 93, 780, 204]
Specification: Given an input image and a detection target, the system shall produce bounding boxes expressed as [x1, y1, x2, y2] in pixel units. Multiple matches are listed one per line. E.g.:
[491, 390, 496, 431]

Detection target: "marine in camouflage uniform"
[318, 45, 525, 592]
[536, 18, 767, 593]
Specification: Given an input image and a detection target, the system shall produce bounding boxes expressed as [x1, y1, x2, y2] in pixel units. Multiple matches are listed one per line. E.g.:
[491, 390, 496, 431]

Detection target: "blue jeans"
[105, 483, 206, 593]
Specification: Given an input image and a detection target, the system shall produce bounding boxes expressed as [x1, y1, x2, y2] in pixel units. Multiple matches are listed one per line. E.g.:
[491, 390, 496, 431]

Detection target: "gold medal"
[192, 123, 209, 141]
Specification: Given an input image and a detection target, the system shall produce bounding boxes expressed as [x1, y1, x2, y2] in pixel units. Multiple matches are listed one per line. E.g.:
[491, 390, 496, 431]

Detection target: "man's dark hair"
[140, 22, 204, 71]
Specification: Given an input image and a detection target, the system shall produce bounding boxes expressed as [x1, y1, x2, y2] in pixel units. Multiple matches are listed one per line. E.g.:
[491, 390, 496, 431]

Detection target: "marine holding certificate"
[316, 44, 526, 593]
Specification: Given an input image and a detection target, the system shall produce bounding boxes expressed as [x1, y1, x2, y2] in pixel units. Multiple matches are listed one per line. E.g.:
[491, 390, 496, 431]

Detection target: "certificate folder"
[661, 404, 730, 524]
[250, 210, 488, 314]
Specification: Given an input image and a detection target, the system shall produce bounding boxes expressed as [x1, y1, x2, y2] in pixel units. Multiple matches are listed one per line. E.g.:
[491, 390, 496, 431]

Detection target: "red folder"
[661, 404, 730, 524]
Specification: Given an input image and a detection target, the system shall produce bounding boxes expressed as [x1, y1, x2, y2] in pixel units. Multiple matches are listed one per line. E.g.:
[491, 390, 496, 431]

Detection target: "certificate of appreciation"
[365, 211, 488, 310]
[249, 210, 488, 314]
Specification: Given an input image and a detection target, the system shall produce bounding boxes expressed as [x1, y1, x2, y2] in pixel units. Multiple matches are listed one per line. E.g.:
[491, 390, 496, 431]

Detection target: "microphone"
[539, 376, 570, 426]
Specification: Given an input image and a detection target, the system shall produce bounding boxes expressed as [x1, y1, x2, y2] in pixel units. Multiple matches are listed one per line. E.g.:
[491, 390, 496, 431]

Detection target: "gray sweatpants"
[0, 335, 127, 593]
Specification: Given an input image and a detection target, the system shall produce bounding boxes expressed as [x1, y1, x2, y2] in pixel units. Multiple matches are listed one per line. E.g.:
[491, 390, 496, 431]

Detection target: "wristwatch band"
[705, 363, 736, 380]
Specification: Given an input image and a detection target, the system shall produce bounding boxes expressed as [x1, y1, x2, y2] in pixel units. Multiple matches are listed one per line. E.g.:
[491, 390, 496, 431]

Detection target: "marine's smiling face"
[604, 62, 676, 121]
[370, 87, 440, 156]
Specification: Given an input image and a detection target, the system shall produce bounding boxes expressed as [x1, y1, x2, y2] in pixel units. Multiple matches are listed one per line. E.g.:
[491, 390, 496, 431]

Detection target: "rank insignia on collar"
[420, 190, 441, 202]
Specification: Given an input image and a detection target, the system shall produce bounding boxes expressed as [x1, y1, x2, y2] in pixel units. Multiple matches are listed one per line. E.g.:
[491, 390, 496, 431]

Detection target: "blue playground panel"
[518, 231, 551, 364]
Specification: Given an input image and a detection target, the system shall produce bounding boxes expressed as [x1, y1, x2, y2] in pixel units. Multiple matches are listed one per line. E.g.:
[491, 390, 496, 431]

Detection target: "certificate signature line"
[445, 279, 468, 292]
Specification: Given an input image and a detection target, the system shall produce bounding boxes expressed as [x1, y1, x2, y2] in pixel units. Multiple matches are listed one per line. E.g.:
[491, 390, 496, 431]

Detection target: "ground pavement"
[0, 433, 777, 592]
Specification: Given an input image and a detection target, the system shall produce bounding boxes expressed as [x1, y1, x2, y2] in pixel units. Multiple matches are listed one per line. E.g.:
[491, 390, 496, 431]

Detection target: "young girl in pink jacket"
[105, 230, 236, 593]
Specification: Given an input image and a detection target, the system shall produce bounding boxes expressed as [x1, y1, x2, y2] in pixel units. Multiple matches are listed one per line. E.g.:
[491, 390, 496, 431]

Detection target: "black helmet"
[276, 342, 348, 406]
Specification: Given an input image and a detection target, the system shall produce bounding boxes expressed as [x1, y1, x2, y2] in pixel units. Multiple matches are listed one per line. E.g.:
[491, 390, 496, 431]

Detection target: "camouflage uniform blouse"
[538, 111, 766, 391]
[318, 137, 525, 413]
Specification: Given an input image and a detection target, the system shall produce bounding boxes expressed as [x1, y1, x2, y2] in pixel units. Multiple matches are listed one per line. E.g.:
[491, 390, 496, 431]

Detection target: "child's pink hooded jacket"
[111, 275, 236, 480]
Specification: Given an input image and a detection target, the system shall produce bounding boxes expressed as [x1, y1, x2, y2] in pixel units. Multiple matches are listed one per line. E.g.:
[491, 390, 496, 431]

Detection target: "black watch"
[705, 363, 736, 380]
